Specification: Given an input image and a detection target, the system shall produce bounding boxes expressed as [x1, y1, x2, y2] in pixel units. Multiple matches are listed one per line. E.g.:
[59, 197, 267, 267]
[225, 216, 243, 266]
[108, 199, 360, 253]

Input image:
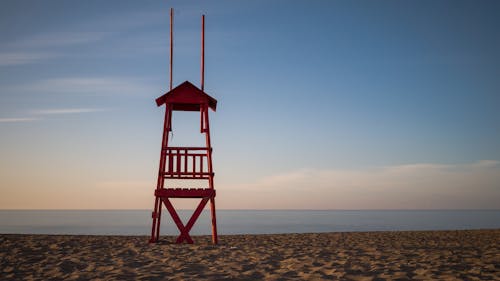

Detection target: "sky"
[0, 0, 499, 210]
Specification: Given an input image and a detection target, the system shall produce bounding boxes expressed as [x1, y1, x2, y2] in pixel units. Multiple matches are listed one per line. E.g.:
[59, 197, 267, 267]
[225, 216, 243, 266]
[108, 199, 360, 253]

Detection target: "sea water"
[0, 210, 499, 236]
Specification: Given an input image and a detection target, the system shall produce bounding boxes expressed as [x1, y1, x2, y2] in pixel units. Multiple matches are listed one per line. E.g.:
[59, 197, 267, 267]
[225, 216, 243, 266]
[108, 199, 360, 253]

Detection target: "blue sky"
[1, 0, 499, 209]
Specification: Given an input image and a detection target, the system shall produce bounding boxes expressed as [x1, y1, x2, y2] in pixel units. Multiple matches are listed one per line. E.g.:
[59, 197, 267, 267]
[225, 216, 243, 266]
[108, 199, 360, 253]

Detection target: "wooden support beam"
[176, 197, 209, 243]
[156, 188, 215, 198]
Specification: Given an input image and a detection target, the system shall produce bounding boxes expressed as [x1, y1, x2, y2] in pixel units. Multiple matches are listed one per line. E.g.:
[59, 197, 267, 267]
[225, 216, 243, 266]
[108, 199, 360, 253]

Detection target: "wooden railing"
[162, 147, 212, 179]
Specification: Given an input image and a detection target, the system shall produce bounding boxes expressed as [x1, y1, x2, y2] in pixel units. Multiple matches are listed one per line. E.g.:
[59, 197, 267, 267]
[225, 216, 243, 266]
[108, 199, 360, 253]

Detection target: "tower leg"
[155, 198, 163, 241]
[210, 196, 218, 244]
[150, 196, 160, 243]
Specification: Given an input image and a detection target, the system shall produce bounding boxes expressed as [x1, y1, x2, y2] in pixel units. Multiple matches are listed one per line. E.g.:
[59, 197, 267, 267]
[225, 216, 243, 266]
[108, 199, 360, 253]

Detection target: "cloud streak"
[1, 108, 109, 124]
[0, 52, 59, 66]
[0, 117, 39, 123]
[0, 10, 165, 67]
[8, 32, 108, 49]
[0, 32, 106, 66]
[7, 77, 156, 96]
[32, 108, 109, 115]
[219, 160, 500, 210]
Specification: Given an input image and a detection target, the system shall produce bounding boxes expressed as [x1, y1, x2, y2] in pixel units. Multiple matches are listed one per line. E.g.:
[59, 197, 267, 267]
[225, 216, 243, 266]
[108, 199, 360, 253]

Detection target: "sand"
[1, 230, 498, 280]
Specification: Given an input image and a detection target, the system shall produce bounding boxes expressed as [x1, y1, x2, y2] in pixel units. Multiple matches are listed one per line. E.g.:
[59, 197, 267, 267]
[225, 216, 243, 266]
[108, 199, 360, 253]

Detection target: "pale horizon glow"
[1, 160, 498, 210]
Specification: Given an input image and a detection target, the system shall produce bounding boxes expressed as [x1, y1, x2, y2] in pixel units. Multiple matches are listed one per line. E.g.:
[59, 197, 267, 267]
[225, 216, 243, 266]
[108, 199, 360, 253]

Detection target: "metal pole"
[201, 15, 205, 91]
[170, 8, 173, 91]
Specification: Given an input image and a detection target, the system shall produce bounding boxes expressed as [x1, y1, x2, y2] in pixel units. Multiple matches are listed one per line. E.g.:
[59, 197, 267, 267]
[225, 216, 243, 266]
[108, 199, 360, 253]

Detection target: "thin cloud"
[32, 108, 109, 115]
[96, 180, 151, 189]
[0, 108, 109, 124]
[77, 10, 165, 32]
[5, 32, 108, 49]
[10, 77, 156, 96]
[219, 160, 500, 210]
[0, 32, 105, 66]
[0, 52, 59, 66]
[0, 10, 181, 66]
[0, 117, 39, 123]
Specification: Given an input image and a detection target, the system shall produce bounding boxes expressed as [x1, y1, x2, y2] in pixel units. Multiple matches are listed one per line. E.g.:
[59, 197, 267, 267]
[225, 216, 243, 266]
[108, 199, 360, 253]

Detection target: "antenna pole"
[170, 8, 174, 91]
[201, 14, 205, 91]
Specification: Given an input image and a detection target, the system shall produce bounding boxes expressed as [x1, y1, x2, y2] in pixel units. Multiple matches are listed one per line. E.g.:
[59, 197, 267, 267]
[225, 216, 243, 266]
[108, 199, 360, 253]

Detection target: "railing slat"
[184, 149, 187, 174]
[192, 155, 196, 175]
[199, 156, 203, 176]
[163, 147, 211, 179]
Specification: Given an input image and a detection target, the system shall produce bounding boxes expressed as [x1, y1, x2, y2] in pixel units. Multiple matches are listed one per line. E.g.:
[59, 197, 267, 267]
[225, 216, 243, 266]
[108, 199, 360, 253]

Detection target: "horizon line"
[1, 208, 499, 211]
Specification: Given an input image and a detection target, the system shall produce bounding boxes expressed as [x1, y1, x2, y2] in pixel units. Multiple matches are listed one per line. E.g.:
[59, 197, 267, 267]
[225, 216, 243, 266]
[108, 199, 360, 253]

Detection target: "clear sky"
[1, 0, 499, 209]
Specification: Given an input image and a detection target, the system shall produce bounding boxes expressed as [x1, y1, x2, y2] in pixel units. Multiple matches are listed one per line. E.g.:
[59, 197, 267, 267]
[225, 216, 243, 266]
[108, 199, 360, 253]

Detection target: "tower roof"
[156, 81, 217, 111]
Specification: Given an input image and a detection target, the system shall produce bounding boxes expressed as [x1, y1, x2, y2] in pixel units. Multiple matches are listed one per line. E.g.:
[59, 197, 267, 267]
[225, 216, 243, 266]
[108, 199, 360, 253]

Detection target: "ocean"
[0, 210, 499, 236]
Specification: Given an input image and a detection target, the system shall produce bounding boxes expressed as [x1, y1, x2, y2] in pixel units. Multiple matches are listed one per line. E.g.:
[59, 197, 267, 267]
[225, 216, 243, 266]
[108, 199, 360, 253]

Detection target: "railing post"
[175, 149, 181, 176]
[199, 156, 203, 178]
[184, 149, 188, 174]
[192, 155, 196, 176]
[168, 150, 173, 175]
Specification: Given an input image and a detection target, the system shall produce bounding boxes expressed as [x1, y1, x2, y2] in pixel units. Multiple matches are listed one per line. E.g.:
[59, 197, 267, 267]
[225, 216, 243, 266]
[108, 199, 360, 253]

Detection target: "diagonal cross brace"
[162, 197, 210, 244]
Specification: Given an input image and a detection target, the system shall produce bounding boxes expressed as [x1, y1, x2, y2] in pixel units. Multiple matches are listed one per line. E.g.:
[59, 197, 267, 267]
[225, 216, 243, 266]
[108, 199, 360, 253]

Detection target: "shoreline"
[1, 229, 499, 280]
[1, 226, 499, 236]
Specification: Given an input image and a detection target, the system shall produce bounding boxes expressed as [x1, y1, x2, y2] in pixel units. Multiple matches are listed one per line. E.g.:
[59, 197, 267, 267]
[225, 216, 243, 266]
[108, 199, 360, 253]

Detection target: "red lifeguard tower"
[150, 9, 218, 244]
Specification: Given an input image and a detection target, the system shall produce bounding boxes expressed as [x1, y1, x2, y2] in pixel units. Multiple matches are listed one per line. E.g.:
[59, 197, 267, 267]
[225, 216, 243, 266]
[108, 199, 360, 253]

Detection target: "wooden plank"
[155, 188, 214, 198]
[166, 146, 208, 151]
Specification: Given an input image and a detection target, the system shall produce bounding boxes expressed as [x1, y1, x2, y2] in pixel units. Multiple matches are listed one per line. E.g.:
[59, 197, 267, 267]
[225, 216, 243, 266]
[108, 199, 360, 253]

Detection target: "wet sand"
[1, 230, 499, 280]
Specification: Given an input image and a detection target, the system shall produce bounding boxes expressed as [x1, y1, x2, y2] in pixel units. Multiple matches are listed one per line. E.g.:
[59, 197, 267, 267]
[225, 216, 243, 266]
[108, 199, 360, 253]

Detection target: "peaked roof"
[155, 81, 217, 111]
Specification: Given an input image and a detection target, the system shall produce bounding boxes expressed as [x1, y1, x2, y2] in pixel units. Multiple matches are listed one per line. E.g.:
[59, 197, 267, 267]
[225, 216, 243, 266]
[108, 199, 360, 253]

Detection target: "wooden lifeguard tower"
[150, 9, 218, 244]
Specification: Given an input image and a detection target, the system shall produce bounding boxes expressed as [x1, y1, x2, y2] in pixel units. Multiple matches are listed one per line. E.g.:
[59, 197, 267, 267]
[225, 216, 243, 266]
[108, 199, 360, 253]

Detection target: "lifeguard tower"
[150, 9, 218, 244]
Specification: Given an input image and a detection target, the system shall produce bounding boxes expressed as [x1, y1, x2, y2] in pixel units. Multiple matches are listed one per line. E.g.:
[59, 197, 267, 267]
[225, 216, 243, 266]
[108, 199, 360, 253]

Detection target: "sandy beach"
[1, 230, 498, 280]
